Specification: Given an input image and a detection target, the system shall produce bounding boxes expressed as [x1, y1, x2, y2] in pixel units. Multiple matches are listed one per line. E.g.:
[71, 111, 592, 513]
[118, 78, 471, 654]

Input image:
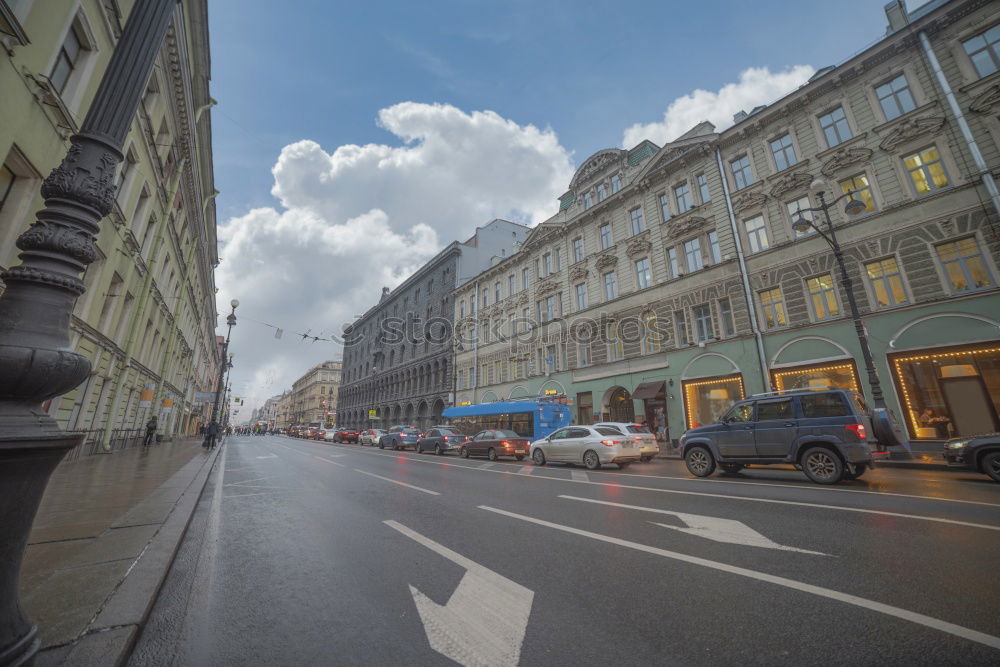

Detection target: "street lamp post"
[0, 2, 180, 664]
[206, 303, 237, 444]
[791, 183, 909, 457]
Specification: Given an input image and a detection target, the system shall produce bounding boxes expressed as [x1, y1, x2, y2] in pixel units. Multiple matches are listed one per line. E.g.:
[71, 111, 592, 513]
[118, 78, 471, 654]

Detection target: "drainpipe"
[715, 148, 771, 391]
[918, 31, 1000, 222]
[471, 279, 480, 403]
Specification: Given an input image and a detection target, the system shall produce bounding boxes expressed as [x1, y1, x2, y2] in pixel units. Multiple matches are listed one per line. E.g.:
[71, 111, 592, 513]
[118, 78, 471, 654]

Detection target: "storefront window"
[891, 344, 1000, 440]
[682, 374, 745, 429]
[607, 387, 635, 422]
[771, 361, 860, 393]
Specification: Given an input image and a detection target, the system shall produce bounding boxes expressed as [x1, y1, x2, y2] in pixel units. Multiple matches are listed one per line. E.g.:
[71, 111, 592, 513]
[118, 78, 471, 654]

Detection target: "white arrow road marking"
[559, 495, 827, 555]
[313, 455, 346, 467]
[384, 520, 534, 667]
[477, 505, 1000, 651]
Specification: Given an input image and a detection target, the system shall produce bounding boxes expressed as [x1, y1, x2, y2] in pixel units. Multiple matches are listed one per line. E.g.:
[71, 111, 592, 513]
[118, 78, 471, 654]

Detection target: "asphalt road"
[130, 435, 1000, 666]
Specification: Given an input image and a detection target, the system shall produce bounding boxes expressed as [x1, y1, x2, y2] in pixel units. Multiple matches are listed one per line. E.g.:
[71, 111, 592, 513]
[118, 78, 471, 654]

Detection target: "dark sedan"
[459, 429, 531, 461]
[416, 427, 469, 455]
[943, 433, 1000, 482]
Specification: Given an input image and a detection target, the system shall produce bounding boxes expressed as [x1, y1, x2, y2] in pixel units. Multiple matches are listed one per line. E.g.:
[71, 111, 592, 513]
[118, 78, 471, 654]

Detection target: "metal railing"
[108, 428, 146, 451]
[62, 428, 107, 462]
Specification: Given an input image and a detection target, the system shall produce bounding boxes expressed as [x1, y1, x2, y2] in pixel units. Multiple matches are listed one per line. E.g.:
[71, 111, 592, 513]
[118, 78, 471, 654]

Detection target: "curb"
[655, 451, 956, 472]
[35, 440, 223, 666]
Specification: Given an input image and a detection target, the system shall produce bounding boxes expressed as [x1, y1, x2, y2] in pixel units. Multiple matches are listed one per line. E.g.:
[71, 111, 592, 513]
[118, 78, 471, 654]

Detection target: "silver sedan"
[530, 425, 642, 470]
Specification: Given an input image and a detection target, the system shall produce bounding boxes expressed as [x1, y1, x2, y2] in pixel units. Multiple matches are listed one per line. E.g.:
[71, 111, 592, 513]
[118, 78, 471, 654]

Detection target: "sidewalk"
[18, 435, 222, 666]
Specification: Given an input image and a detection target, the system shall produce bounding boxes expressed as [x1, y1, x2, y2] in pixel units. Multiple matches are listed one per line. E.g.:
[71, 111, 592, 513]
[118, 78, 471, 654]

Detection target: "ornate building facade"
[454, 0, 1000, 451]
[286, 361, 341, 426]
[0, 0, 220, 442]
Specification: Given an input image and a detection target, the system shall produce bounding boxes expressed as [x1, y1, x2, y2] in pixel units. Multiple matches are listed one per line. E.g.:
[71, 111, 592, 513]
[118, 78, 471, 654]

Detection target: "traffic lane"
[313, 439, 1000, 530]
[272, 438, 1000, 662]
[295, 438, 1000, 641]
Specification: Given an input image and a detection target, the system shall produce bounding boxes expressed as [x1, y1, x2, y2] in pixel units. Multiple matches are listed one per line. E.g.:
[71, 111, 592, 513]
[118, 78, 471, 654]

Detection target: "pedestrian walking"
[143, 416, 158, 447]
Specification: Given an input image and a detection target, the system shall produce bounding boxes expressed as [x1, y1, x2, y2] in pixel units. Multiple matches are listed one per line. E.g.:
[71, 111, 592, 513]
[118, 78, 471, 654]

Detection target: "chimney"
[884, 0, 909, 35]
[733, 110, 748, 123]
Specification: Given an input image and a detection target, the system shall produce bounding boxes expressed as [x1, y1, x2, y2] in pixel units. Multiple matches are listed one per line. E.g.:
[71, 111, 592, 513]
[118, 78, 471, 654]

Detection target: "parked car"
[312, 428, 327, 440]
[323, 429, 338, 442]
[594, 422, 659, 462]
[943, 433, 1000, 482]
[416, 427, 470, 455]
[379, 425, 421, 450]
[530, 425, 640, 470]
[335, 428, 360, 443]
[359, 429, 386, 446]
[679, 388, 878, 484]
[458, 429, 531, 461]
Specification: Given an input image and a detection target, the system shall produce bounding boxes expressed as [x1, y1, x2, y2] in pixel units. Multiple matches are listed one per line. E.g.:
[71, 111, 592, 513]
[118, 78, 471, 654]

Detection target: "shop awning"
[631, 381, 665, 400]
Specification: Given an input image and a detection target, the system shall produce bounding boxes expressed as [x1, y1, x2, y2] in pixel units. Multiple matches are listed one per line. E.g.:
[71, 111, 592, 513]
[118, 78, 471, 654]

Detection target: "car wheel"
[488, 448, 498, 461]
[719, 463, 745, 474]
[583, 450, 601, 470]
[515, 455, 524, 461]
[640, 456, 651, 463]
[460, 446, 469, 459]
[435, 444, 443, 456]
[378, 441, 384, 449]
[980, 451, 1000, 483]
[843, 463, 867, 480]
[802, 447, 844, 484]
[684, 446, 716, 477]
[618, 462, 631, 470]
[532, 449, 546, 466]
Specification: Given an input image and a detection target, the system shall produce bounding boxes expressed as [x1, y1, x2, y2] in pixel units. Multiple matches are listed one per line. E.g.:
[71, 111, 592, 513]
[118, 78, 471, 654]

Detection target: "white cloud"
[621, 65, 815, 148]
[216, 102, 574, 413]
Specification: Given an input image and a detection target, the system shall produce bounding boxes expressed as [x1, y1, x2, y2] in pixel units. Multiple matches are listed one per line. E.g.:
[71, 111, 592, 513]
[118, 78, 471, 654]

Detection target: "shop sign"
[458, 401, 471, 406]
[368, 409, 377, 419]
[138, 384, 155, 408]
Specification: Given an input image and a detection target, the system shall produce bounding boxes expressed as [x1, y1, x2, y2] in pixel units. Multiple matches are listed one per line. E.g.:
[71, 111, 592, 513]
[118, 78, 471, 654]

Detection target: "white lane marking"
[343, 447, 1000, 531]
[571, 471, 589, 482]
[255, 455, 277, 459]
[313, 455, 346, 467]
[559, 495, 827, 555]
[223, 491, 291, 499]
[517, 466, 534, 475]
[354, 469, 440, 495]
[385, 520, 533, 667]
[477, 505, 1000, 651]
[223, 476, 268, 486]
[479, 462, 496, 469]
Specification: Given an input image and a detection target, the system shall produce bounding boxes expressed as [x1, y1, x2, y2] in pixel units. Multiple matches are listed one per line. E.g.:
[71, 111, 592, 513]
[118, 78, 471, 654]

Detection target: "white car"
[530, 425, 641, 470]
[359, 429, 385, 446]
[593, 422, 660, 462]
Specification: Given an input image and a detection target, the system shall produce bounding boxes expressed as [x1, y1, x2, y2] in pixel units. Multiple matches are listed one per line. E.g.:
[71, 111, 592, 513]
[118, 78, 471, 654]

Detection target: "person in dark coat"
[143, 416, 158, 446]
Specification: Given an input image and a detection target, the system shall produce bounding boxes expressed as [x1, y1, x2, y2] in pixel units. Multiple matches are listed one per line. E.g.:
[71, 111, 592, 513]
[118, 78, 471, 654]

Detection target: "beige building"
[454, 0, 1000, 450]
[0, 0, 220, 443]
[286, 361, 342, 426]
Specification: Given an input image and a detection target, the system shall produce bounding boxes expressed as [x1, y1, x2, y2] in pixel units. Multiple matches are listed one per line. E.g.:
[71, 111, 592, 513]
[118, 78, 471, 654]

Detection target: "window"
[597, 183, 607, 202]
[708, 231, 721, 264]
[839, 173, 875, 214]
[535, 259, 542, 278]
[876, 74, 916, 120]
[696, 173, 710, 203]
[495, 281, 501, 302]
[583, 191, 593, 209]
[743, 216, 770, 253]
[573, 237, 584, 262]
[865, 257, 908, 308]
[666, 247, 680, 278]
[554, 247, 561, 272]
[759, 287, 787, 329]
[757, 399, 793, 422]
[730, 154, 753, 189]
[674, 182, 692, 213]
[508, 274, 515, 295]
[962, 25, 1000, 78]
[542, 252, 552, 276]
[50, 22, 86, 94]
[770, 134, 798, 171]
[904, 146, 949, 195]
[481, 288, 488, 308]
[787, 197, 814, 238]
[611, 174, 621, 193]
[630, 207, 645, 235]
[800, 393, 851, 418]
[577, 341, 592, 367]
[692, 304, 714, 342]
[522, 267, 530, 290]
[683, 238, 703, 272]
[674, 310, 689, 346]
[806, 274, 840, 320]
[936, 237, 993, 292]
[718, 297, 736, 337]
[641, 311, 662, 354]
[0, 164, 15, 214]
[575, 282, 587, 310]
[599, 223, 612, 249]
[635, 257, 651, 289]
[606, 322, 623, 361]
[470, 294, 476, 314]
[657, 193, 672, 224]
[603, 271, 617, 300]
[819, 106, 853, 148]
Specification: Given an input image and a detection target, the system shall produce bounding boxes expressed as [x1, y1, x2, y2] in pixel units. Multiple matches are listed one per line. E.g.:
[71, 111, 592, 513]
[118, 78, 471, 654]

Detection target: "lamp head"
[230, 298, 240, 309]
[843, 193, 868, 217]
[791, 214, 812, 235]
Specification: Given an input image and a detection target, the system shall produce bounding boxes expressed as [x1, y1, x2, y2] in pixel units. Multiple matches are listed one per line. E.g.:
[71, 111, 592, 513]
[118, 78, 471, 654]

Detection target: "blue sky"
[205, 0, 914, 412]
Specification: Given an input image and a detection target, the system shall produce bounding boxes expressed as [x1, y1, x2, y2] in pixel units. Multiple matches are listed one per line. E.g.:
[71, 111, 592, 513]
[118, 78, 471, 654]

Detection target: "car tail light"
[845, 423, 866, 440]
[442, 436, 449, 442]
[501, 440, 510, 447]
[600, 439, 619, 447]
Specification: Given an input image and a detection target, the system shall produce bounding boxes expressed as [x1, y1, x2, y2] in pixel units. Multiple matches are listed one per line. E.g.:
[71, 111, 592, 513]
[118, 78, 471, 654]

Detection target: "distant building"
[288, 361, 342, 426]
[338, 219, 530, 428]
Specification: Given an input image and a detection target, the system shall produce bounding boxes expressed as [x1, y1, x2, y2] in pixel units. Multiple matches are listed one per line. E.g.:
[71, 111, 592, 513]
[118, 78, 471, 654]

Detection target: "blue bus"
[442, 398, 572, 440]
